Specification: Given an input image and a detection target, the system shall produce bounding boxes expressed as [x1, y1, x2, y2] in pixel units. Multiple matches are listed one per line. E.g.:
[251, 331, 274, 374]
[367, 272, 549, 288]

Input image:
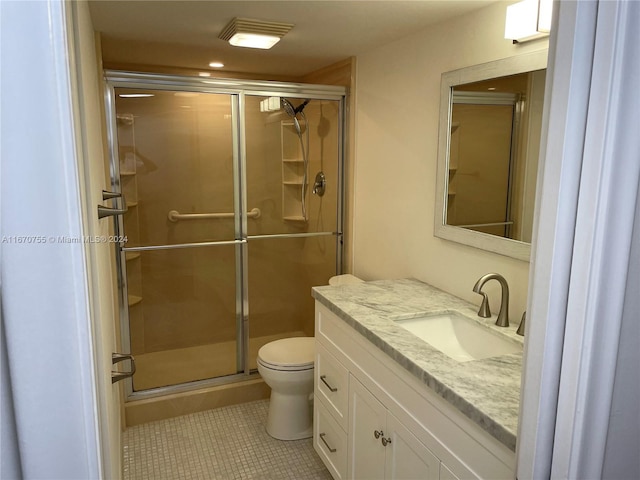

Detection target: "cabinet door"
[384, 411, 440, 480]
[348, 375, 386, 480]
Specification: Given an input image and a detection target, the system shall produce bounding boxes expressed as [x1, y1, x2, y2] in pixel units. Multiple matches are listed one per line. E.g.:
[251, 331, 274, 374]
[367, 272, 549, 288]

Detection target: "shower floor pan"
[133, 331, 307, 391]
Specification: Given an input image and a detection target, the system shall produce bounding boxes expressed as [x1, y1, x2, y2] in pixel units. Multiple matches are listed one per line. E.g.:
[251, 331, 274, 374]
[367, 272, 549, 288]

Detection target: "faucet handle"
[516, 311, 526, 336]
[477, 292, 491, 318]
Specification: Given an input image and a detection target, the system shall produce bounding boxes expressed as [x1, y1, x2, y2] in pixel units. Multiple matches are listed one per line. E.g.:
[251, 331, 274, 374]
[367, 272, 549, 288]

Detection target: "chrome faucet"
[472, 273, 510, 327]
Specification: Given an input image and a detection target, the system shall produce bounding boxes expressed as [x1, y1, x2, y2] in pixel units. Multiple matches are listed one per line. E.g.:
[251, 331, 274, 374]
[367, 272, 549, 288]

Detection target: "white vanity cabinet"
[313, 301, 516, 480]
[348, 375, 440, 479]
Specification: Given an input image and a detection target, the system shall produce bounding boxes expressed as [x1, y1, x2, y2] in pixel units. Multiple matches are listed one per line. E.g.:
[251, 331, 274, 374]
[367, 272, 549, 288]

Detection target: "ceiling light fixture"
[218, 17, 294, 50]
[504, 0, 553, 43]
[208, 62, 224, 68]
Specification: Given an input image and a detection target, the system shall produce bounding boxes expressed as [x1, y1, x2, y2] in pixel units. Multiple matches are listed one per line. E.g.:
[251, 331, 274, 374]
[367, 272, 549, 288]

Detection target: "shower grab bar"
[454, 221, 514, 228]
[168, 207, 261, 222]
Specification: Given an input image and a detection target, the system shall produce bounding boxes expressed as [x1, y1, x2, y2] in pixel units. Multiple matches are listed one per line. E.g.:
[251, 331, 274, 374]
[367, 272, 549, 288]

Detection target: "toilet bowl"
[257, 337, 315, 440]
[257, 275, 363, 440]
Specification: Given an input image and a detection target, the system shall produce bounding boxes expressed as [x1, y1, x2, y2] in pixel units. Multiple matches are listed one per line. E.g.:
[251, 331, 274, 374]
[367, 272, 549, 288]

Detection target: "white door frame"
[517, 1, 640, 478]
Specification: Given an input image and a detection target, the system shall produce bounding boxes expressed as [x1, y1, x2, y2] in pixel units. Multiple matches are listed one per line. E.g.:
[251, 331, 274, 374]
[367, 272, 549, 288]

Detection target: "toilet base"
[265, 391, 313, 440]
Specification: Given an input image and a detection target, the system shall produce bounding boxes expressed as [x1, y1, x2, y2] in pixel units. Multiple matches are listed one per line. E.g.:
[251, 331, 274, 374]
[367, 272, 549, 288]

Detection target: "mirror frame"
[434, 50, 548, 262]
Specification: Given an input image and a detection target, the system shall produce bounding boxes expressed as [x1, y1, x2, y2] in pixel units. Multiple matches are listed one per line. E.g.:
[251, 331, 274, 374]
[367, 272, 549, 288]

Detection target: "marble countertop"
[312, 278, 524, 451]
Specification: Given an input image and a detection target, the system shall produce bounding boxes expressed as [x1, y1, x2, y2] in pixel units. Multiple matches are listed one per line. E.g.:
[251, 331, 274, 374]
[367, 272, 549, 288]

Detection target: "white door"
[348, 376, 387, 479]
[384, 411, 440, 480]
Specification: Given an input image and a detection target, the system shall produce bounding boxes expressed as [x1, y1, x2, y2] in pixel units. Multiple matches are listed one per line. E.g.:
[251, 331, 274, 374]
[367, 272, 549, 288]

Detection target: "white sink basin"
[393, 311, 522, 362]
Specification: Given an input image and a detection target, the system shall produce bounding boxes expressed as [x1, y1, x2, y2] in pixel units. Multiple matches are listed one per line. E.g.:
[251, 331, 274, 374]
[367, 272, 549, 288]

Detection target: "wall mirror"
[434, 50, 548, 261]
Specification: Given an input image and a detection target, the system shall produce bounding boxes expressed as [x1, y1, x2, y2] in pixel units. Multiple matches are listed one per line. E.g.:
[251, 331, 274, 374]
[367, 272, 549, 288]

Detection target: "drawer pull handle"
[381, 437, 392, 447]
[374, 429, 384, 439]
[319, 433, 337, 453]
[320, 375, 338, 392]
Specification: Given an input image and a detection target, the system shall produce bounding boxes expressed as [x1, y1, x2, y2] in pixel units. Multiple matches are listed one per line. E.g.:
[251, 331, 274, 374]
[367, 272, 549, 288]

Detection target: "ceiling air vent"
[218, 17, 294, 49]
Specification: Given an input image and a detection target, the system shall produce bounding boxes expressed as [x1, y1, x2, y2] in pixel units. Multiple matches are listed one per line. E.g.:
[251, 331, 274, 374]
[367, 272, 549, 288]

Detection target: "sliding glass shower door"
[244, 95, 341, 367]
[112, 87, 241, 391]
[107, 74, 345, 396]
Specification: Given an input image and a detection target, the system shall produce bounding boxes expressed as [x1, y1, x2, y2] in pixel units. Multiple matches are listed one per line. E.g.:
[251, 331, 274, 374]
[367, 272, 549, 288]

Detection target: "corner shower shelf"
[120, 170, 136, 177]
[128, 295, 142, 307]
[126, 201, 138, 208]
[281, 120, 307, 222]
[125, 252, 141, 261]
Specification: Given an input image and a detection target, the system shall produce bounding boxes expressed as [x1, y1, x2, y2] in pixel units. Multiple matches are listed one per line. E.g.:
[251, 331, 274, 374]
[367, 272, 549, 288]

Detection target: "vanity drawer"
[314, 399, 347, 480]
[316, 342, 349, 429]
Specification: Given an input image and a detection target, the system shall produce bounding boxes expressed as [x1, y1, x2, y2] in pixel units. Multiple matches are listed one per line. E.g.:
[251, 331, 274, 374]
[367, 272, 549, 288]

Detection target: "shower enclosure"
[104, 72, 345, 398]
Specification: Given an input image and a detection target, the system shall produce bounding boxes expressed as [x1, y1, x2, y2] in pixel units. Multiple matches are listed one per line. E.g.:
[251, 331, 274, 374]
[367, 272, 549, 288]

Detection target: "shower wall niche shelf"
[117, 114, 144, 358]
[281, 120, 307, 222]
[128, 295, 142, 307]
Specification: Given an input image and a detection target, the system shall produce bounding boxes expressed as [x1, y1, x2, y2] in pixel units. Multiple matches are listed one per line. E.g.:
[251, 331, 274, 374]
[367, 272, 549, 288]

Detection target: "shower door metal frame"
[103, 71, 346, 401]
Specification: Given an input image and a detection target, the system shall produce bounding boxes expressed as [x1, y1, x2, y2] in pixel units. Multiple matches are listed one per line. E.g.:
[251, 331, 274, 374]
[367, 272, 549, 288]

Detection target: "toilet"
[257, 337, 315, 440]
[257, 274, 363, 440]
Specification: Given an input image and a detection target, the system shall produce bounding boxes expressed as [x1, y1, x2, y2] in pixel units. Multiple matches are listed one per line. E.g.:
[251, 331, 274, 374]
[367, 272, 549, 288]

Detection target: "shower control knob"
[313, 171, 326, 196]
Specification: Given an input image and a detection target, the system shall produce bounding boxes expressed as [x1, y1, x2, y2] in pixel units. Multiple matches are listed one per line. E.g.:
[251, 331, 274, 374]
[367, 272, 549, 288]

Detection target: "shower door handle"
[102, 190, 122, 200]
[98, 205, 128, 219]
[111, 352, 136, 383]
[98, 191, 128, 219]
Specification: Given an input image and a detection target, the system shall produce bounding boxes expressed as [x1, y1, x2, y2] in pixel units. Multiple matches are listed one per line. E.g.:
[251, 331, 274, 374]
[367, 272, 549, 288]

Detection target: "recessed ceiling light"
[199, 72, 212, 77]
[208, 62, 224, 68]
[218, 17, 294, 50]
[118, 93, 154, 98]
[488, 87, 497, 91]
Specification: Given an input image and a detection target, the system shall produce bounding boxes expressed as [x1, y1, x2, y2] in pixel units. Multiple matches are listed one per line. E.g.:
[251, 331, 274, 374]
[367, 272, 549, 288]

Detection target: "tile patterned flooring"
[123, 399, 332, 480]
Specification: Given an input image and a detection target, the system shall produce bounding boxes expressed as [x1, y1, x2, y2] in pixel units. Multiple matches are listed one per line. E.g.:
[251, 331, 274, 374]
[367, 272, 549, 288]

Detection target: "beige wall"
[352, 1, 548, 319]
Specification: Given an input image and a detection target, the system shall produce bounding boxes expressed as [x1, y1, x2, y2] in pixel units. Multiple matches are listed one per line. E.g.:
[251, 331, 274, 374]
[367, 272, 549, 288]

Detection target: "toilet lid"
[257, 337, 315, 370]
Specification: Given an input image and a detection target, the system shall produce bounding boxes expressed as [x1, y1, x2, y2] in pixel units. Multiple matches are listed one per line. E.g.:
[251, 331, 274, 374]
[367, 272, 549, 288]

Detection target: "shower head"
[281, 98, 301, 135]
[281, 98, 296, 118]
[281, 98, 310, 116]
[294, 99, 310, 114]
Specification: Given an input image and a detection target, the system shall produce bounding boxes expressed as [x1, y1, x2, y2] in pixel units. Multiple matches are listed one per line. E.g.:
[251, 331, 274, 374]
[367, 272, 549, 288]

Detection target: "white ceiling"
[89, 0, 495, 78]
